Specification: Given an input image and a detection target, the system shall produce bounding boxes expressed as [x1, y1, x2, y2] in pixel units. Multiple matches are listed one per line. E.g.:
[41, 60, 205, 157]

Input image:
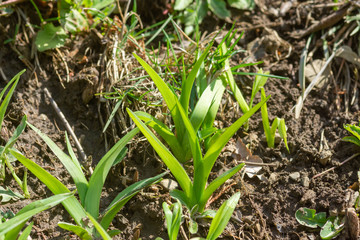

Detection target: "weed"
[0, 192, 73, 239]
[343, 122, 360, 147]
[11, 126, 165, 238]
[0, 69, 29, 198]
[127, 50, 269, 216]
[295, 207, 345, 239]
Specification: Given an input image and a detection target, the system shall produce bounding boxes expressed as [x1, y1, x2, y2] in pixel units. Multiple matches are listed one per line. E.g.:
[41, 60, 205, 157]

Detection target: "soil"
[1, 0, 360, 239]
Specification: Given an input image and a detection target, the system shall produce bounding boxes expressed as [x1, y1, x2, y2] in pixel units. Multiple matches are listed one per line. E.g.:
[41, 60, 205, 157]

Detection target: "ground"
[0, 0, 360, 239]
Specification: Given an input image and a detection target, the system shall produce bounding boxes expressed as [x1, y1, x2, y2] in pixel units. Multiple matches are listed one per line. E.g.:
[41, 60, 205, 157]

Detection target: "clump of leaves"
[174, 0, 255, 34]
[295, 207, 345, 239]
[35, 0, 117, 51]
[157, 192, 241, 240]
[11, 126, 165, 239]
[0, 69, 29, 198]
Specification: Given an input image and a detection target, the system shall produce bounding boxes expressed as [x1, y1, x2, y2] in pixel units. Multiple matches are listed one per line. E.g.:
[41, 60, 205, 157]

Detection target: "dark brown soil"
[1, 0, 360, 239]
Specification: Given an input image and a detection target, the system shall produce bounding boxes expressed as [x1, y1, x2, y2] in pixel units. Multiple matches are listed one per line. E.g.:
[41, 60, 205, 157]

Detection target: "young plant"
[157, 192, 241, 239]
[0, 69, 30, 197]
[0, 192, 73, 239]
[163, 200, 183, 240]
[11, 125, 166, 238]
[127, 87, 269, 215]
[260, 87, 289, 152]
[295, 207, 345, 239]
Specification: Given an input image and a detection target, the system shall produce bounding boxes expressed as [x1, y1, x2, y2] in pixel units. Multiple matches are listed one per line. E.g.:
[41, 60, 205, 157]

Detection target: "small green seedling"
[0, 69, 29, 198]
[343, 122, 360, 147]
[11, 125, 165, 238]
[260, 87, 289, 152]
[295, 207, 345, 239]
[163, 200, 183, 240]
[157, 192, 240, 239]
[0, 192, 72, 240]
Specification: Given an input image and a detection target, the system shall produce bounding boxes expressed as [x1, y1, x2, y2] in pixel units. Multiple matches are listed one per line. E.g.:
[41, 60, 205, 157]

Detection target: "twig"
[312, 153, 360, 179]
[43, 88, 87, 163]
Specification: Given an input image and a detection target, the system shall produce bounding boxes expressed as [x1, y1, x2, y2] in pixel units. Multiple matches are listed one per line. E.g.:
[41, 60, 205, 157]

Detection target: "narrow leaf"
[9, 150, 87, 225]
[86, 212, 112, 240]
[85, 127, 139, 218]
[58, 222, 92, 240]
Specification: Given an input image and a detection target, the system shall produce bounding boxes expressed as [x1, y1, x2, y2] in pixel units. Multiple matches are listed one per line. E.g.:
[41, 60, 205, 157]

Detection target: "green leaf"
[127, 108, 192, 198]
[86, 212, 112, 240]
[35, 23, 68, 52]
[27, 122, 88, 205]
[9, 150, 87, 225]
[220, 43, 249, 114]
[249, 69, 269, 108]
[174, 0, 193, 10]
[228, 0, 255, 10]
[133, 53, 185, 143]
[58, 0, 88, 33]
[0, 70, 25, 132]
[85, 127, 139, 218]
[135, 111, 185, 162]
[320, 217, 344, 240]
[207, 0, 231, 19]
[163, 201, 182, 240]
[180, 44, 212, 116]
[203, 96, 270, 191]
[295, 208, 327, 228]
[207, 192, 240, 240]
[279, 119, 289, 152]
[101, 172, 167, 230]
[201, 163, 244, 210]
[1, 115, 27, 157]
[0, 193, 72, 236]
[342, 136, 360, 147]
[58, 222, 92, 240]
[17, 221, 33, 240]
[0, 186, 24, 203]
[189, 218, 198, 234]
[260, 88, 271, 146]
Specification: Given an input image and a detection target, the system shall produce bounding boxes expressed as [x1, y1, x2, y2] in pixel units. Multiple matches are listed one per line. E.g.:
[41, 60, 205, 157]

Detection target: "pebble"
[160, 179, 178, 191]
[289, 172, 300, 181]
[301, 176, 310, 187]
[269, 173, 277, 183]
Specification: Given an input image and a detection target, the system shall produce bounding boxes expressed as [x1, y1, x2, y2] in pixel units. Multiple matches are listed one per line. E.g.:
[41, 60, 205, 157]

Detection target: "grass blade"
[207, 192, 240, 240]
[279, 119, 289, 152]
[203, 96, 270, 183]
[201, 163, 244, 210]
[180, 44, 212, 115]
[0, 69, 25, 131]
[9, 150, 87, 225]
[17, 221, 33, 240]
[86, 212, 112, 240]
[127, 108, 192, 197]
[260, 88, 271, 146]
[101, 172, 167, 230]
[135, 111, 185, 161]
[133, 53, 185, 142]
[85, 127, 139, 218]
[1, 115, 27, 156]
[221, 44, 249, 113]
[58, 222, 92, 240]
[27, 122, 88, 204]
[0, 193, 72, 236]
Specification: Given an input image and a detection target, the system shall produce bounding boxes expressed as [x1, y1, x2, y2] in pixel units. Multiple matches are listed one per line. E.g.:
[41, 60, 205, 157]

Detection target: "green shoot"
[11, 126, 166, 238]
[0, 193, 73, 238]
[261, 88, 289, 152]
[0, 69, 29, 197]
[163, 201, 182, 240]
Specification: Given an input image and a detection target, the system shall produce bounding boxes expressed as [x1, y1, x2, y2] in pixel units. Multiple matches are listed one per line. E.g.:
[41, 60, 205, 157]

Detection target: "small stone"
[269, 173, 277, 183]
[301, 176, 310, 187]
[160, 179, 178, 191]
[289, 172, 300, 181]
